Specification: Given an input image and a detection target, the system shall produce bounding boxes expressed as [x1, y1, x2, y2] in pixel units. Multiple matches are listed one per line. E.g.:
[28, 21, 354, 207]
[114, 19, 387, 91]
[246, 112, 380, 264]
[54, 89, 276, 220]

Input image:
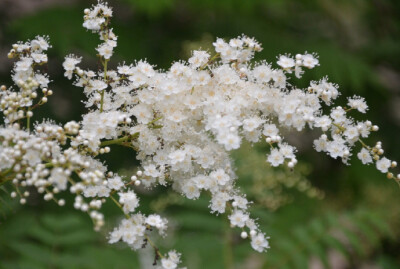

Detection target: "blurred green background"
[1, 0, 400, 268]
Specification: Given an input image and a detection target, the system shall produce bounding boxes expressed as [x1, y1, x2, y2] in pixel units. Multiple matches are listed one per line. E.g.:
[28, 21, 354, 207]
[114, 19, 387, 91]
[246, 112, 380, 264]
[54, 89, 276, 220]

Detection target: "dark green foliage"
[1, 0, 400, 268]
[264, 208, 394, 269]
[0, 209, 140, 269]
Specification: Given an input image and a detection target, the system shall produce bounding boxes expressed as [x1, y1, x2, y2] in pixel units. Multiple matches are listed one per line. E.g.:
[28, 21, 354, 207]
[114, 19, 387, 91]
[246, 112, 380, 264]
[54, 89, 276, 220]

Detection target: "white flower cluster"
[83, 2, 117, 61]
[1, 36, 50, 124]
[0, 1, 398, 268]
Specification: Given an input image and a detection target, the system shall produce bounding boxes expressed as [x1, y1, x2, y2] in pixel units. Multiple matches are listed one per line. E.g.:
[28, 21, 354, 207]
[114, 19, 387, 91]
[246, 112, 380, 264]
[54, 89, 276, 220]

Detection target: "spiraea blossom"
[0, 2, 399, 268]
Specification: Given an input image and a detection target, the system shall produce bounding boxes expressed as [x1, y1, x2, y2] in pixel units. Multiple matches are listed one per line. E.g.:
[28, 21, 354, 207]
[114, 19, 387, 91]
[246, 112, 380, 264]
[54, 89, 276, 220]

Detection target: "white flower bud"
[241, 231, 248, 239]
[81, 204, 89, 212]
[44, 193, 53, 201]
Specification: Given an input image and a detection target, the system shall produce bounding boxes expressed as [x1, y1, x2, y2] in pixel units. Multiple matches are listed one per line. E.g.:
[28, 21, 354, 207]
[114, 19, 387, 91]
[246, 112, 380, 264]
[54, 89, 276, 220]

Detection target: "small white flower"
[97, 43, 114, 59]
[251, 233, 270, 252]
[182, 182, 200, 199]
[229, 210, 249, 228]
[31, 53, 48, 63]
[143, 164, 161, 178]
[314, 137, 328, 152]
[263, 124, 279, 137]
[376, 157, 391, 173]
[15, 58, 33, 72]
[267, 149, 284, 167]
[301, 54, 319, 68]
[210, 169, 230, 186]
[108, 175, 124, 190]
[357, 148, 372, 165]
[243, 117, 264, 132]
[168, 149, 187, 165]
[90, 79, 107, 92]
[348, 96, 368, 113]
[63, 55, 81, 71]
[344, 126, 359, 140]
[161, 258, 177, 269]
[188, 50, 210, 68]
[119, 191, 139, 213]
[277, 55, 295, 69]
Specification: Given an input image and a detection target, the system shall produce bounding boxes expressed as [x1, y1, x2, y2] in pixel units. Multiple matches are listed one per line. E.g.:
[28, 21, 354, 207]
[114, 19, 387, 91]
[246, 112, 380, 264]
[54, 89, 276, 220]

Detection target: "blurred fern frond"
[0, 211, 139, 269]
[262, 208, 395, 269]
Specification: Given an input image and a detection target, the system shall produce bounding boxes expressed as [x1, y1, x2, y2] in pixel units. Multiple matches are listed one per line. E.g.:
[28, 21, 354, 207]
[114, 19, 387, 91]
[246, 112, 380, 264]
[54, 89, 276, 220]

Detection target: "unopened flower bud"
[241, 231, 248, 239]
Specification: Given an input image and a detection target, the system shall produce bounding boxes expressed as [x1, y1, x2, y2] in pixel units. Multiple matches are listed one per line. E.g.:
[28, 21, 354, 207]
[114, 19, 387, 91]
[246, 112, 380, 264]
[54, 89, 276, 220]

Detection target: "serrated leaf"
[8, 241, 52, 264]
[341, 228, 365, 257]
[321, 235, 349, 261]
[360, 211, 395, 239]
[352, 217, 380, 246]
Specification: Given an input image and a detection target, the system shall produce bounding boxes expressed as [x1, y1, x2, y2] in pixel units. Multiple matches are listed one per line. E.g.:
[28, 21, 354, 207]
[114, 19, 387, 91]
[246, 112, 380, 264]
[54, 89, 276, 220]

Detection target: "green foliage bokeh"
[1, 0, 400, 268]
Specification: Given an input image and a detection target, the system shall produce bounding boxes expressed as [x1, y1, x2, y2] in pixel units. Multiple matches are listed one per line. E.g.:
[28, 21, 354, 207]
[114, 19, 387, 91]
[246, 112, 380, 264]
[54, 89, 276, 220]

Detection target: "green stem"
[224, 218, 234, 269]
[104, 59, 108, 80]
[100, 89, 105, 113]
[0, 162, 54, 186]
[0, 167, 13, 178]
[108, 186, 165, 260]
[27, 115, 30, 132]
[99, 133, 139, 147]
[109, 192, 165, 261]
[0, 175, 12, 186]
[100, 59, 108, 113]
[145, 234, 165, 259]
[148, 116, 163, 126]
[332, 122, 345, 132]
[358, 138, 371, 150]
[109, 195, 130, 218]
[200, 53, 220, 70]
